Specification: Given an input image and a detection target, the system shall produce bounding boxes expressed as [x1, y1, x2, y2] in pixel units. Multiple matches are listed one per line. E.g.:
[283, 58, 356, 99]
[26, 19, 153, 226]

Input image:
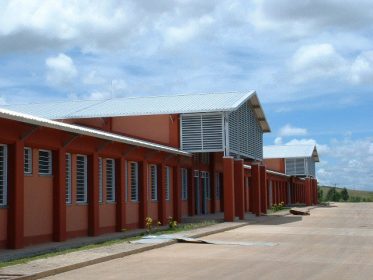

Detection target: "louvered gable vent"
[228, 102, 263, 160]
[181, 114, 223, 152]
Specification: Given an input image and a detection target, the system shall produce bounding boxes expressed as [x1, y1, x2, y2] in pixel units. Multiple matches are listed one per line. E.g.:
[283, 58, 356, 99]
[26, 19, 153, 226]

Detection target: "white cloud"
[279, 124, 307, 137]
[274, 137, 283, 145]
[0, 96, 7, 105]
[163, 15, 214, 47]
[290, 43, 347, 83]
[252, 0, 373, 36]
[45, 53, 77, 87]
[350, 51, 373, 84]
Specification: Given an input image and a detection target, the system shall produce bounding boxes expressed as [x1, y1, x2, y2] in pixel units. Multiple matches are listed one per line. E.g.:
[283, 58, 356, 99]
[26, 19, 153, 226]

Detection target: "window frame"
[106, 158, 116, 203]
[38, 149, 52, 176]
[24, 147, 32, 175]
[98, 157, 103, 203]
[65, 153, 72, 204]
[165, 166, 171, 201]
[0, 144, 8, 207]
[76, 154, 88, 204]
[149, 164, 158, 201]
[129, 161, 139, 202]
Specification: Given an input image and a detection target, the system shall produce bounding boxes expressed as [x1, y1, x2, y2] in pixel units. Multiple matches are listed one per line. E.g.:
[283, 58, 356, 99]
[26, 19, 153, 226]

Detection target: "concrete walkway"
[39, 203, 373, 280]
[0, 221, 249, 280]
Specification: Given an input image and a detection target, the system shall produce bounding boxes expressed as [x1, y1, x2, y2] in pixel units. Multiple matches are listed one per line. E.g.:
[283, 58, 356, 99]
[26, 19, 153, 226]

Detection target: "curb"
[17, 222, 249, 280]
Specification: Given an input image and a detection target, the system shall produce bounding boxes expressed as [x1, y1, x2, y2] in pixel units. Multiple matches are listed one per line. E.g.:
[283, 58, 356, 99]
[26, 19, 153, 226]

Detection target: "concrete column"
[88, 153, 99, 236]
[7, 140, 24, 249]
[53, 148, 67, 242]
[234, 159, 245, 220]
[188, 167, 195, 216]
[139, 160, 148, 228]
[260, 165, 267, 214]
[157, 163, 167, 225]
[251, 164, 261, 216]
[209, 154, 216, 214]
[173, 164, 182, 222]
[115, 157, 126, 232]
[223, 156, 235, 221]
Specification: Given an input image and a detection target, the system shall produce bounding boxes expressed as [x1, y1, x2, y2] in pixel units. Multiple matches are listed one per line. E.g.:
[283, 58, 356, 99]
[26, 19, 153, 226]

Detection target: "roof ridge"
[2, 91, 253, 106]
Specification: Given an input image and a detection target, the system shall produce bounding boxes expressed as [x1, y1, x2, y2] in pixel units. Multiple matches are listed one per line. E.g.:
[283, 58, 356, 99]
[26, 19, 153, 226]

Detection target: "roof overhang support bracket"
[20, 125, 40, 141]
[144, 150, 161, 161]
[96, 140, 113, 153]
[63, 134, 81, 148]
[123, 146, 138, 157]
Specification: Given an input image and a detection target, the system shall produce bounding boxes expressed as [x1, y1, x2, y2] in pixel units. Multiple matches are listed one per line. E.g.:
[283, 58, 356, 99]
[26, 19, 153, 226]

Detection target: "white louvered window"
[181, 114, 224, 152]
[39, 149, 52, 175]
[215, 172, 220, 200]
[149, 164, 157, 201]
[99, 157, 103, 203]
[130, 162, 139, 202]
[65, 153, 72, 204]
[165, 166, 171, 201]
[76, 155, 87, 203]
[24, 147, 32, 174]
[106, 159, 116, 202]
[285, 158, 306, 176]
[181, 168, 188, 200]
[0, 145, 8, 207]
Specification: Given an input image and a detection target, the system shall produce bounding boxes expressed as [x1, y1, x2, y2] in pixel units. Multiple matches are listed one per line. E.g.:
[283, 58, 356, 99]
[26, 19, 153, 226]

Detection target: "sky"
[0, 0, 372, 190]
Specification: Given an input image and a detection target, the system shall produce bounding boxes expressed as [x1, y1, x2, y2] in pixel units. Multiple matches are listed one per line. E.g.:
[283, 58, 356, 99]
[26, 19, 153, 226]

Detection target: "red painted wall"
[23, 149, 54, 246]
[264, 158, 285, 173]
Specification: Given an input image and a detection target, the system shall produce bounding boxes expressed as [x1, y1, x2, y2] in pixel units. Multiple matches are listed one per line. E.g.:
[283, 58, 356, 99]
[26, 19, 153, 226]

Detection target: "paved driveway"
[44, 203, 373, 280]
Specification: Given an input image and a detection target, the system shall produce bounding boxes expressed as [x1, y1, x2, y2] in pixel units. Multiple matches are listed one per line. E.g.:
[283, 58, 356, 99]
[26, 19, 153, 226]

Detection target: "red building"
[0, 91, 318, 250]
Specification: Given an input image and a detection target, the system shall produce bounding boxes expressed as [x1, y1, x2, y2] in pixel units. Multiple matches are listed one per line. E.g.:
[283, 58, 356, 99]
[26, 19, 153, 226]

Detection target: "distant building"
[263, 145, 319, 177]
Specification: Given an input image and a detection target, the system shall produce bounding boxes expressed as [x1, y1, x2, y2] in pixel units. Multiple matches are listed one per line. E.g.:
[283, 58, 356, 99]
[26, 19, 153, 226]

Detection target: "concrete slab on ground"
[40, 203, 373, 280]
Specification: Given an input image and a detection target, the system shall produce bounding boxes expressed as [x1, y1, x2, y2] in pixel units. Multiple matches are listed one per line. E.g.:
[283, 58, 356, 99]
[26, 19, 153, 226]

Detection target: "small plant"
[145, 217, 153, 234]
[168, 216, 177, 229]
[271, 201, 285, 212]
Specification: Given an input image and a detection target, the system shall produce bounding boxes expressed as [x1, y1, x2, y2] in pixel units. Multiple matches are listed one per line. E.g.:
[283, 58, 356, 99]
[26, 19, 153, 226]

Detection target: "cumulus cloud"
[45, 53, 77, 87]
[252, 0, 373, 35]
[279, 124, 307, 137]
[315, 137, 373, 190]
[290, 43, 347, 83]
[350, 51, 373, 84]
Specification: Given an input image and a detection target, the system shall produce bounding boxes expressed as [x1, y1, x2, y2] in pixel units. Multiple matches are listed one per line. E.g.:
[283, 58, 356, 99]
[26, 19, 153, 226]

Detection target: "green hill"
[319, 186, 373, 202]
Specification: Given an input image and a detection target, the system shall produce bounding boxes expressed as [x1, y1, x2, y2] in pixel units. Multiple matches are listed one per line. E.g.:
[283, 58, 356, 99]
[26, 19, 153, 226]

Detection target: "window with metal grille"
[24, 147, 32, 174]
[215, 172, 220, 200]
[65, 153, 72, 204]
[39, 149, 52, 175]
[0, 145, 7, 207]
[165, 166, 171, 201]
[76, 155, 87, 203]
[181, 168, 188, 200]
[98, 157, 103, 203]
[149, 164, 157, 201]
[106, 159, 115, 202]
[129, 162, 138, 202]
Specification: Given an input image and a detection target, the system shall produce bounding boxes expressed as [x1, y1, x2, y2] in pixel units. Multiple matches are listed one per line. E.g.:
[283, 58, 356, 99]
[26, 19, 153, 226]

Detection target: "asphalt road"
[43, 203, 373, 280]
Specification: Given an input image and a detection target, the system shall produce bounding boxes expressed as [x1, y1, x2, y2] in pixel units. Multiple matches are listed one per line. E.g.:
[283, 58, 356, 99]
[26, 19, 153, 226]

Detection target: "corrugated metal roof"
[263, 145, 319, 162]
[0, 108, 191, 157]
[2, 91, 271, 132]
